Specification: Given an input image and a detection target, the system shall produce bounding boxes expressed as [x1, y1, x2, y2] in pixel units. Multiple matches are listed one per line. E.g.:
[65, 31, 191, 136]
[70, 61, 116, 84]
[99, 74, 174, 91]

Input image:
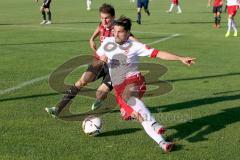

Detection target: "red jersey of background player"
[213, 0, 223, 6]
[98, 22, 114, 43]
[93, 22, 114, 59]
[172, 0, 179, 5]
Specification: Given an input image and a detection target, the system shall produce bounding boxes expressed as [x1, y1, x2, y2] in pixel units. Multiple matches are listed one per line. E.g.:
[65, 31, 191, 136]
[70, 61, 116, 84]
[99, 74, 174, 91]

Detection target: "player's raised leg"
[45, 67, 100, 117]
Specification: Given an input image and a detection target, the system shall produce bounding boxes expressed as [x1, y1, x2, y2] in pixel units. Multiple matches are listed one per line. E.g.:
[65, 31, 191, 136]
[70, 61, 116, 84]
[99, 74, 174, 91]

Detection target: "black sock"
[42, 11, 46, 20]
[47, 11, 51, 21]
[137, 12, 141, 21]
[214, 17, 218, 25]
[217, 16, 221, 25]
[145, 9, 150, 16]
[56, 85, 80, 115]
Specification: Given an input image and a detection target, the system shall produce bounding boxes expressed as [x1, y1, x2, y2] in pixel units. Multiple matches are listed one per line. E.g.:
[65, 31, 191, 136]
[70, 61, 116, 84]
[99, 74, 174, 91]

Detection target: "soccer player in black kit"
[36, 0, 52, 24]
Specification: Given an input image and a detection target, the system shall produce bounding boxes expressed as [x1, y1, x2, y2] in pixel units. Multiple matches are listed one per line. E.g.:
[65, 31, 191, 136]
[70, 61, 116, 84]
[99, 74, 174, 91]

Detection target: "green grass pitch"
[0, 0, 240, 159]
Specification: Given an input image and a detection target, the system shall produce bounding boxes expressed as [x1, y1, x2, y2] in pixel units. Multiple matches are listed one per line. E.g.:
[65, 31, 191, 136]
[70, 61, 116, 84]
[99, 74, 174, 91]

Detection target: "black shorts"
[86, 64, 113, 91]
[137, 0, 149, 10]
[43, 0, 51, 8]
[213, 6, 222, 13]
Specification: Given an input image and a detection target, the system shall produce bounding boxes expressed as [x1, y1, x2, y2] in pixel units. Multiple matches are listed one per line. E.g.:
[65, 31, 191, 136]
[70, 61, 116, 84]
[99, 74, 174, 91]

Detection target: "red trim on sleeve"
[150, 49, 159, 58]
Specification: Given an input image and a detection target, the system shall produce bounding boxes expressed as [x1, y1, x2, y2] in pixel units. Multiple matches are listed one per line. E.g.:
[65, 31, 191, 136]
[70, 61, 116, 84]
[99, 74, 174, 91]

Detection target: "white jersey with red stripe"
[96, 37, 158, 86]
[227, 0, 240, 6]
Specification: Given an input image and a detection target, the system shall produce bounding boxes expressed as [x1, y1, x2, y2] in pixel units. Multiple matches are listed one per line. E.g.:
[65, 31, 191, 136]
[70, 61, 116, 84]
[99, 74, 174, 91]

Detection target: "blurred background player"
[36, 0, 52, 24]
[167, 0, 182, 14]
[136, 0, 151, 24]
[97, 16, 195, 152]
[208, 0, 223, 28]
[225, 0, 239, 37]
[86, 0, 92, 11]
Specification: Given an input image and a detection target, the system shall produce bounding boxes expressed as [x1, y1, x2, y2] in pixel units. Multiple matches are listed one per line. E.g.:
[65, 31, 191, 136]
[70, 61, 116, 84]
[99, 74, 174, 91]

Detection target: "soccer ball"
[82, 116, 102, 136]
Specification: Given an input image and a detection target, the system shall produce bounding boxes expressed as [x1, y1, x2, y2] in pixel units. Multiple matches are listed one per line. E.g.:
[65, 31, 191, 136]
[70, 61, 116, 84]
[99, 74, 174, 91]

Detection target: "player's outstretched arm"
[156, 51, 196, 66]
[89, 26, 100, 51]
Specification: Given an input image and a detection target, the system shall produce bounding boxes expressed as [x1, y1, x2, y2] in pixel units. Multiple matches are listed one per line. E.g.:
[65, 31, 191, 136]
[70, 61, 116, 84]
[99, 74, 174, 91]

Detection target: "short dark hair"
[99, 3, 115, 17]
[115, 16, 132, 31]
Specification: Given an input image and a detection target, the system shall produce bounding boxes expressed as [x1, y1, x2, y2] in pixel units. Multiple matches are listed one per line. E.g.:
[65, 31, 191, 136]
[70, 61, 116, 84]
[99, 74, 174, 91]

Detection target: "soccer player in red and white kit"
[45, 4, 137, 117]
[225, 0, 239, 37]
[208, 0, 223, 28]
[167, 0, 182, 14]
[97, 16, 195, 152]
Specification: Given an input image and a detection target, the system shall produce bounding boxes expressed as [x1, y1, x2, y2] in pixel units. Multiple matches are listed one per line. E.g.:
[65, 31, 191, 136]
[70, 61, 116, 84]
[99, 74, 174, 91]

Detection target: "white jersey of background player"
[225, 0, 240, 37]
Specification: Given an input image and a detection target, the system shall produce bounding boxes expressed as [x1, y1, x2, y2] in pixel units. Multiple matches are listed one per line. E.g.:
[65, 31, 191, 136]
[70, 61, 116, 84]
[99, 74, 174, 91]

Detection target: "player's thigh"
[143, 0, 149, 10]
[75, 71, 96, 87]
[129, 97, 153, 121]
[212, 6, 217, 14]
[44, 8, 50, 12]
[122, 84, 139, 101]
[87, 64, 104, 79]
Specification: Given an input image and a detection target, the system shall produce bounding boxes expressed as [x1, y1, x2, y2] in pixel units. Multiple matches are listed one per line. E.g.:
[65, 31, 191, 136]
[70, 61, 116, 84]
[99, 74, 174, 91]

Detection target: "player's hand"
[179, 57, 196, 66]
[131, 111, 144, 122]
[89, 40, 97, 51]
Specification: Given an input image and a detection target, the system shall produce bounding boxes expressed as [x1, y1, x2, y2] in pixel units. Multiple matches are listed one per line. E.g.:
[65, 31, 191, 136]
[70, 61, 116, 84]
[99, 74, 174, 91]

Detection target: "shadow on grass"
[150, 94, 240, 113]
[165, 72, 240, 83]
[168, 106, 240, 143]
[0, 93, 59, 102]
[97, 128, 141, 137]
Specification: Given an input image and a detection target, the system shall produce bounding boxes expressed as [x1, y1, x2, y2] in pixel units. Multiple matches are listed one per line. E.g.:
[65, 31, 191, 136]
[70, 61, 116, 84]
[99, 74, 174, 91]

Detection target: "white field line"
[0, 33, 181, 95]
[0, 75, 49, 95]
[147, 33, 180, 45]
